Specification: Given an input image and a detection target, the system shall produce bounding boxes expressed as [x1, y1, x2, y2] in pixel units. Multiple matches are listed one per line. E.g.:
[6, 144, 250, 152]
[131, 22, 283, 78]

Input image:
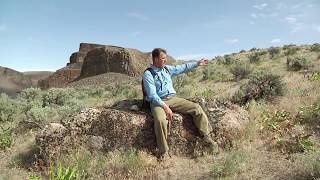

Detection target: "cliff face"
[38, 43, 102, 89]
[0, 66, 32, 97]
[39, 43, 176, 89]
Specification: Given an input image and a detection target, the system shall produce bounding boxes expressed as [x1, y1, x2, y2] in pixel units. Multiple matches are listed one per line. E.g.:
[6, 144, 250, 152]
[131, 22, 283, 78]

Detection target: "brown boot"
[203, 134, 215, 145]
[158, 151, 172, 161]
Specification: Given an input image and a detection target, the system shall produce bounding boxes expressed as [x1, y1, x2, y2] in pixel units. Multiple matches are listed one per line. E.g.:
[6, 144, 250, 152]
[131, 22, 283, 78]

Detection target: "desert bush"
[286, 56, 310, 71]
[173, 74, 192, 92]
[223, 55, 235, 65]
[48, 163, 79, 180]
[293, 150, 320, 178]
[250, 47, 257, 52]
[239, 50, 246, 53]
[56, 149, 107, 179]
[299, 98, 320, 124]
[284, 46, 300, 56]
[248, 52, 262, 63]
[268, 47, 281, 59]
[0, 93, 18, 123]
[310, 43, 320, 52]
[211, 150, 249, 178]
[202, 65, 232, 82]
[198, 89, 216, 99]
[283, 44, 296, 50]
[232, 71, 285, 105]
[309, 72, 320, 81]
[215, 55, 235, 65]
[0, 127, 14, 150]
[109, 148, 146, 177]
[42, 88, 75, 107]
[229, 62, 252, 81]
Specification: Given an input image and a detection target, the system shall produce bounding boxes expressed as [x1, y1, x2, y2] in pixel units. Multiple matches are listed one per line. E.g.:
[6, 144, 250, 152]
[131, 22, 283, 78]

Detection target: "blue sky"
[0, 0, 319, 71]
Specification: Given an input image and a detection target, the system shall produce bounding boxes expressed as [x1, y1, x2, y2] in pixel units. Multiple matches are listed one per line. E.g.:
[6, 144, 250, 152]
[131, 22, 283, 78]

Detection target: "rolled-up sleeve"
[143, 71, 165, 106]
[167, 62, 198, 77]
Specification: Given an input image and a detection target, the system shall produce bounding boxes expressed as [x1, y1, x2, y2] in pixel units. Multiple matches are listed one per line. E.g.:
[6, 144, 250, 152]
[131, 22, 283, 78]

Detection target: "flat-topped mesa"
[80, 46, 152, 78]
[39, 43, 176, 89]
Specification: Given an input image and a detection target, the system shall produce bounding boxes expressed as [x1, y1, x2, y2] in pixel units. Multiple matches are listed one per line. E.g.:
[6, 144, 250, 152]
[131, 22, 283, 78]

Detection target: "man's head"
[152, 48, 167, 68]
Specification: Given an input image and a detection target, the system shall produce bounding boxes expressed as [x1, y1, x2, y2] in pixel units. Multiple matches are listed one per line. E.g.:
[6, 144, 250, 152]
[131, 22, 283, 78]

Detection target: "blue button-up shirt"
[143, 62, 198, 106]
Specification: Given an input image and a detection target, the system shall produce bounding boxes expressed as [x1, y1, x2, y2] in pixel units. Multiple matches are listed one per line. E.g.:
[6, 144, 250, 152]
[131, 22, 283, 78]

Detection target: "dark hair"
[152, 48, 166, 61]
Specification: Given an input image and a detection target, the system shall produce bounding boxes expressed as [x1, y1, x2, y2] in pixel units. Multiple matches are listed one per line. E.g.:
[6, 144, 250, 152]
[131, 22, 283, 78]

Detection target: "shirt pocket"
[154, 75, 162, 91]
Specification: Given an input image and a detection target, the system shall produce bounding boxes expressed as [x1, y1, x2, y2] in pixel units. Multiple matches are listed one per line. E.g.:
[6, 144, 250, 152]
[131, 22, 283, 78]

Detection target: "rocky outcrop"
[79, 46, 176, 78]
[68, 43, 105, 65]
[0, 66, 32, 97]
[39, 43, 176, 89]
[38, 43, 102, 89]
[36, 99, 249, 163]
[38, 62, 82, 89]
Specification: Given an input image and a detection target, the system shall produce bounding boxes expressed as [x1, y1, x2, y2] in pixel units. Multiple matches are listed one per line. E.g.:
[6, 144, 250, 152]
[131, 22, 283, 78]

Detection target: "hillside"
[0, 43, 320, 179]
[0, 66, 32, 97]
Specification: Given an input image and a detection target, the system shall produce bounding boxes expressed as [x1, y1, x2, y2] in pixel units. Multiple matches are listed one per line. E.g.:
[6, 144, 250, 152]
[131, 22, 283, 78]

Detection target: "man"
[143, 48, 215, 159]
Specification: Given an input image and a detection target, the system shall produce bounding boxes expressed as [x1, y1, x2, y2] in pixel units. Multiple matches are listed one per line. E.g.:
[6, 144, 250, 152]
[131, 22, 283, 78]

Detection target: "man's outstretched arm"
[167, 59, 209, 77]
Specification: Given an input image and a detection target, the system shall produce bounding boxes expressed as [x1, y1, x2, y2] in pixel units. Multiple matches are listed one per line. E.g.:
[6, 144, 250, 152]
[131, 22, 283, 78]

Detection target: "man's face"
[154, 52, 167, 68]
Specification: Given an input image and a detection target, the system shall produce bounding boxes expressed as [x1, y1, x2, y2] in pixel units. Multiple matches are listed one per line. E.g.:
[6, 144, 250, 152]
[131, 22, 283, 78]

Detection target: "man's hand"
[197, 58, 209, 66]
[163, 104, 173, 121]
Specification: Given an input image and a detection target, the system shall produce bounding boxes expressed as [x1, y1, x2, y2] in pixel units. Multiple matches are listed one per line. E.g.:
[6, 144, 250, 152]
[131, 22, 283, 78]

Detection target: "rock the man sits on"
[143, 48, 215, 158]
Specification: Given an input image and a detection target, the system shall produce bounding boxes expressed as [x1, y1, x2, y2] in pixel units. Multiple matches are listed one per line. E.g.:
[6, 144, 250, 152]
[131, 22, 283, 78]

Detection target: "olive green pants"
[151, 96, 211, 154]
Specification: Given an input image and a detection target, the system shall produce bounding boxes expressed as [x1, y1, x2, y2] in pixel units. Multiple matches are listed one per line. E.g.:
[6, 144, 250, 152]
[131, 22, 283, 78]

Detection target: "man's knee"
[192, 103, 203, 114]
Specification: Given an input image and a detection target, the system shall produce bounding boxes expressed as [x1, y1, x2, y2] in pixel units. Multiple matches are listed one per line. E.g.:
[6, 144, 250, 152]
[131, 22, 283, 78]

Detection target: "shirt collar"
[150, 64, 166, 71]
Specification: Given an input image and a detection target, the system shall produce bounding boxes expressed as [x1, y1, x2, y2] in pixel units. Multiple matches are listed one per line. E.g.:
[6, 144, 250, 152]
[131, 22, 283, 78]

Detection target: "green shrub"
[309, 72, 320, 81]
[299, 99, 320, 124]
[229, 62, 252, 81]
[198, 89, 216, 99]
[283, 44, 296, 50]
[239, 50, 246, 53]
[56, 149, 107, 179]
[286, 56, 310, 71]
[202, 65, 232, 82]
[215, 55, 235, 65]
[232, 71, 285, 105]
[0, 93, 17, 122]
[173, 74, 192, 92]
[248, 52, 262, 63]
[310, 43, 320, 52]
[268, 47, 281, 59]
[49, 163, 79, 180]
[211, 150, 249, 178]
[250, 47, 257, 52]
[284, 46, 300, 56]
[0, 127, 14, 150]
[42, 88, 75, 107]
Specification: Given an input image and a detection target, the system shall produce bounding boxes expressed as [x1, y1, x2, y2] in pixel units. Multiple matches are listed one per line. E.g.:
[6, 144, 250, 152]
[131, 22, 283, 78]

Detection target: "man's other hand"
[197, 58, 209, 66]
[163, 104, 173, 121]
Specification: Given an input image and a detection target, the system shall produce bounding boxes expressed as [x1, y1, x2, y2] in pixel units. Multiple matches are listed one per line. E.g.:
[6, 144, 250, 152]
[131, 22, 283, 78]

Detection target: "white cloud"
[0, 24, 8, 32]
[285, 17, 297, 24]
[127, 12, 150, 21]
[271, 39, 282, 43]
[251, 13, 258, 18]
[224, 38, 239, 44]
[253, 3, 268, 10]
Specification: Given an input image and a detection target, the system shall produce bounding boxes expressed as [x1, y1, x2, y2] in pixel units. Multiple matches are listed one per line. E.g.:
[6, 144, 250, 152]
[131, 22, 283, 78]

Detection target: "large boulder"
[36, 99, 249, 163]
[79, 46, 176, 78]
[0, 66, 32, 97]
[39, 43, 176, 89]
